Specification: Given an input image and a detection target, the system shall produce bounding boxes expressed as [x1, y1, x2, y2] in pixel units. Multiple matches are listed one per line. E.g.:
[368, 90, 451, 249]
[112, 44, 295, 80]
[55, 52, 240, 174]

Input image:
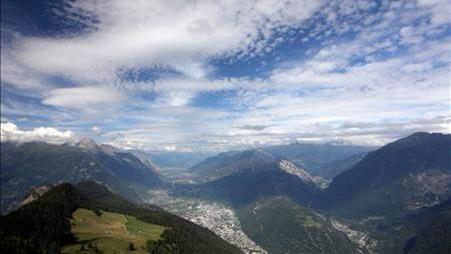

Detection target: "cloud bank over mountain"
[0, 121, 75, 144]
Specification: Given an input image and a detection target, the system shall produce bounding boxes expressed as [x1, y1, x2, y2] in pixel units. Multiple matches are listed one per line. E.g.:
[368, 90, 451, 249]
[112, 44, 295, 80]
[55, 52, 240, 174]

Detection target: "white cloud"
[417, 0, 450, 26]
[240, 41, 450, 143]
[155, 91, 195, 107]
[1, 121, 75, 144]
[151, 76, 265, 95]
[12, 0, 323, 82]
[42, 86, 126, 110]
[1, 0, 450, 152]
[0, 50, 53, 95]
[91, 126, 102, 135]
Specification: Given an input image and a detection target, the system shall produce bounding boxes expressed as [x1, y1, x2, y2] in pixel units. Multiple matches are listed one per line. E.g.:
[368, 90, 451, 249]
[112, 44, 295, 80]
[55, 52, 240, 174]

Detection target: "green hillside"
[62, 208, 165, 254]
[0, 181, 241, 254]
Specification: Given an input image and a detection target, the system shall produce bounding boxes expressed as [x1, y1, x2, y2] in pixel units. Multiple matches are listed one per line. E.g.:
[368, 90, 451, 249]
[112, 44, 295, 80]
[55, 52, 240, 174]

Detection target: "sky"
[0, 0, 450, 152]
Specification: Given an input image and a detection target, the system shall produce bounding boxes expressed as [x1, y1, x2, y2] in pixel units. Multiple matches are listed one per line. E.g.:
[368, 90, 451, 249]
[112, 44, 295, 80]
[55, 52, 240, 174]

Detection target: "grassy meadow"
[61, 208, 166, 254]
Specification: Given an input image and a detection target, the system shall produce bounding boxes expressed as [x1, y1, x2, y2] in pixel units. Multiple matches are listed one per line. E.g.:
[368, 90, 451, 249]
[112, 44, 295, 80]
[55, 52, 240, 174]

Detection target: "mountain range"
[185, 148, 320, 206]
[0, 138, 161, 214]
[1, 132, 450, 253]
[180, 132, 451, 253]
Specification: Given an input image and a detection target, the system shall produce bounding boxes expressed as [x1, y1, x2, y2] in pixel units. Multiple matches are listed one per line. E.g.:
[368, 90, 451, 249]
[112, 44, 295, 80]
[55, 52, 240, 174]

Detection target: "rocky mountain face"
[186, 149, 321, 206]
[19, 184, 52, 207]
[263, 142, 373, 179]
[0, 140, 162, 214]
[319, 132, 451, 218]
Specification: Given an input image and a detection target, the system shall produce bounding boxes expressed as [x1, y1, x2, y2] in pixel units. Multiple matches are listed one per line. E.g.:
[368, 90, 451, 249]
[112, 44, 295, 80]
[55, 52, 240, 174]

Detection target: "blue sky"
[1, 0, 450, 151]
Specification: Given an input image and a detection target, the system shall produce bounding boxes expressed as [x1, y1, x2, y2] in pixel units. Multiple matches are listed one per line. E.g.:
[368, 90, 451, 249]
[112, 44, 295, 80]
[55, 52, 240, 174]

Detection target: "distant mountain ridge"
[263, 142, 373, 178]
[0, 139, 162, 214]
[135, 150, 213, 169]
[190, 148, 319, 185]
[189, 142, 372, 181]
[316, 152, 367, 179]
[184, 148, 320, 206]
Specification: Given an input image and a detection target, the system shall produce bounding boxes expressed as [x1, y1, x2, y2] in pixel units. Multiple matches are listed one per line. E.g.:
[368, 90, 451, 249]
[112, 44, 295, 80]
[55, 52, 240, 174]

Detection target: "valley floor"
[143, 189, 267, 254]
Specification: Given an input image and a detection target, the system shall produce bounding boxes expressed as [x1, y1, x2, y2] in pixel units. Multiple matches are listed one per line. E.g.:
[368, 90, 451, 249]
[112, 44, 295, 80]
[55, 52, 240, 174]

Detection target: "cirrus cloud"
[13, 0, 323, 82]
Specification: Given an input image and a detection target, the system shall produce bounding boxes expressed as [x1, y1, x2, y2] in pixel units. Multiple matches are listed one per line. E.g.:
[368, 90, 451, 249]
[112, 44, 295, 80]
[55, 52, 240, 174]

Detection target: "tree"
[93, 209, 103, 217]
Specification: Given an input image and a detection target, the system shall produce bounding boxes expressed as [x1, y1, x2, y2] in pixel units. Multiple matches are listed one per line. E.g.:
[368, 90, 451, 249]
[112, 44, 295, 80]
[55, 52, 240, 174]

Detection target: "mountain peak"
[380, 132, 451, 154]
[76, 137, 98, 150]
[241, 148, 278, 161]
[401, 132, 449, 142]
[190, 147, 322, 190]
[99, 143, 122, 155]
[408, 131, 432, 137]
